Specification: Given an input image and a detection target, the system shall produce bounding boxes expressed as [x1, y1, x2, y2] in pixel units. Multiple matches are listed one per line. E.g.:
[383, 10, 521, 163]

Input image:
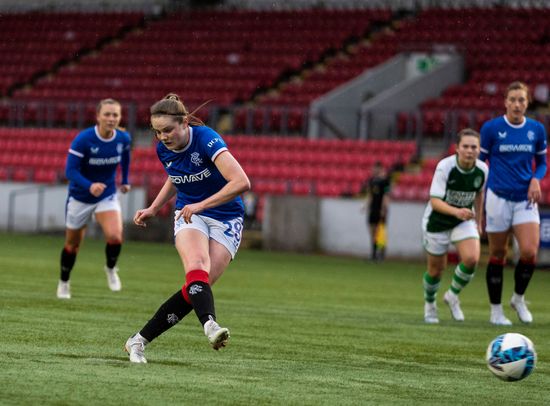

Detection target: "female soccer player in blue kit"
[56, 98, 131, 299]
[125, 94, 250, 363]
[480, 81, 547, 325]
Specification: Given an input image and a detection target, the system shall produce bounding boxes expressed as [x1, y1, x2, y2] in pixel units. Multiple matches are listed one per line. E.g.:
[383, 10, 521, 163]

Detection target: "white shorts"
[485, 188, 540, 233]
[65, 194, 121, 229]
[422, 219, 479, 256]
[174, 212, 243, 259]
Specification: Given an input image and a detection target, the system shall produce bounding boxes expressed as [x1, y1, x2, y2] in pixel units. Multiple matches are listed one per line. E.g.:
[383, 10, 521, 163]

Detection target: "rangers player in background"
[480, 81, 547, 325]
[56, 98, 131, 299]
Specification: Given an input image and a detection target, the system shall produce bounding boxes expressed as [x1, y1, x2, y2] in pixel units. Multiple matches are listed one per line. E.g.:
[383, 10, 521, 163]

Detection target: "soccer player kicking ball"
[421, 129, 488, 324]
[125, 94, 250, 362]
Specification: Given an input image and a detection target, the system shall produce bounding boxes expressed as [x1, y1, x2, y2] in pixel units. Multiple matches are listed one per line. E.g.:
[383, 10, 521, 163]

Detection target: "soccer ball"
[486, 333, 536, 381]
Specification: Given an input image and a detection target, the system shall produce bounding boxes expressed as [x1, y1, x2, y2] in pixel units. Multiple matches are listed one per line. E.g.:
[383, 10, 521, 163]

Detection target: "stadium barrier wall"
[263, 195, 426, 259]
[0, 183, 146, 233]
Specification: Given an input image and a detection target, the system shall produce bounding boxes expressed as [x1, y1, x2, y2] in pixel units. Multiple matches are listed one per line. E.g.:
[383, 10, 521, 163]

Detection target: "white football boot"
[424, 302, 439, 324]
[510, 294, 533, 324]
[125, 333, 148, 363]
[204, 319, 230, 350]
[490, 304, 513, 326]
[56, 280, 71, 299]
[105, 266, 121, 291]
[443, 290, 464, 321]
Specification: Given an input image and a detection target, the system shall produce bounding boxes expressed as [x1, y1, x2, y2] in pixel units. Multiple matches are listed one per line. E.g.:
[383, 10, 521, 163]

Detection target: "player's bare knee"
[462, 257, 478, 269]
[519, 249, 537, 263]
[64, 243, 80, 254]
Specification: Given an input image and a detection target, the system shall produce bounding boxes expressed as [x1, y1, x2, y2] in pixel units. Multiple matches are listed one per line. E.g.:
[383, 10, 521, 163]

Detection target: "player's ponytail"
[150, 93, 205, 126]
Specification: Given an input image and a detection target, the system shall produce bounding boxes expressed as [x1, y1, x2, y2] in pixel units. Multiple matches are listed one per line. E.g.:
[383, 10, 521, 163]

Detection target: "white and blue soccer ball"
[486, 333, 536, 381]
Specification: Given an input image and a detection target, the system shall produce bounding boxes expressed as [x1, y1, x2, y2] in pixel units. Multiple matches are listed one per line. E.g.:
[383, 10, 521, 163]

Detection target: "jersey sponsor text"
[445, 190, 476, 207]
[169, 168, 211, 184]
[88, 156, 122, 165]
[498, 144, 532, 153]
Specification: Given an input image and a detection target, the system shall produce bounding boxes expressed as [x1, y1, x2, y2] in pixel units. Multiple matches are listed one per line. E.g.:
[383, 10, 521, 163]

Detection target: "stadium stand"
[393, 7, 550, 137]
[6, 8, 394, 131]
[1, 1, 549, 221]
[0, 127, 417, 220]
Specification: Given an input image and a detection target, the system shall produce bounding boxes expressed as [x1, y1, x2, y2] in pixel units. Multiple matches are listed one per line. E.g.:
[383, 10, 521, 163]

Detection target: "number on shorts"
[223, 219, 243, 244]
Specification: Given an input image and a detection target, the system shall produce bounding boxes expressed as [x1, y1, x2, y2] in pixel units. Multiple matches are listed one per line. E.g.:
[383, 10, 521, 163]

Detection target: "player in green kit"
[421, 129, 488, 323]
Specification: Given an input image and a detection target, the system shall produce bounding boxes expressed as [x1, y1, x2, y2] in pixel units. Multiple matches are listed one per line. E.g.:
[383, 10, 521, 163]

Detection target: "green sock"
[449, 262, 475, 295]
[423, 272, 440, 303]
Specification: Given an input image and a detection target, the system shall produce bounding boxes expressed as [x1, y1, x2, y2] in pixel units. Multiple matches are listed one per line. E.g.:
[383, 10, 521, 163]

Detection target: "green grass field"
[1, 232, 549, 405]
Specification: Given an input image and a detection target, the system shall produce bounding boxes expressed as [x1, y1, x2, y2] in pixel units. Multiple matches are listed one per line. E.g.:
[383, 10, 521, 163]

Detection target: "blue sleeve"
[200, 127, 227, 161]
[534, 124, 548, 180]
[121, 135, 131, 185]
[479, 121, 492, 162]
[65, 153, 92, 190]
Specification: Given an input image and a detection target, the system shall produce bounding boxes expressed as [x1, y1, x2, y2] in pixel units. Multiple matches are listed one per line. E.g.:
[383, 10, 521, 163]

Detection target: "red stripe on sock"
[186, 269, 210, 285]
[518, 258, 536, 265]
[489, 257, 505, 266]
[181, 270, 210, 305]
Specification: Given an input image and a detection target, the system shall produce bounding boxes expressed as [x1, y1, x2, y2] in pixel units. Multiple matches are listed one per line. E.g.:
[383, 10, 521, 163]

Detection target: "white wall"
[0, 182, 146, 232]
[318, 198, 425, 258]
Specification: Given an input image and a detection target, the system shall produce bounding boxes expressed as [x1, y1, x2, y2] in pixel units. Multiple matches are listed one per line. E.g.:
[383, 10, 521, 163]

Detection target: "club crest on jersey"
[117, 143, 123, 154]
[498, 131, 507, 139]
[90, 147, 99, 154]
[527, 131, 535, 141]
[190, 152, 203, 166]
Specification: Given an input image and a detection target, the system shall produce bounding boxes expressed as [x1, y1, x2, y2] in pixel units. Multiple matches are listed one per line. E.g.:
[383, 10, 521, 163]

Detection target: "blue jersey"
[157, 125, 244, 221]
[479, 115, 547, 201]
[66, 126, 132, 203]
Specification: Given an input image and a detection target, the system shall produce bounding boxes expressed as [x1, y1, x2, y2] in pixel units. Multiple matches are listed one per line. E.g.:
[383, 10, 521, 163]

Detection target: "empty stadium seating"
[0, 12, 143, 97]
[392, 7, 550, 137]
[0, 128, 419, 221]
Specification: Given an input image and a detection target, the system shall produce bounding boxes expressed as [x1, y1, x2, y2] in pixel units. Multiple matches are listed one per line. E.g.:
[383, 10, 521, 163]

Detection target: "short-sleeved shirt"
[157, 125, 244, 221]
[479, 115, 547, 201]
[424, 155, 488, 232]
[67, 126, 131, 203]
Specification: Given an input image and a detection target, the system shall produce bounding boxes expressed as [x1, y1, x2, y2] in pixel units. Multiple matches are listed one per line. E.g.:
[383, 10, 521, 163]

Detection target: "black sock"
[60, 248, 77, 282]
[186, 281, 215, 326]
[371, 242, 377, 260]
[105, 243, 121, 268]
[139, 290, 193, 342]
[514, 260, 535, 295]
[486, 259, 504, 304]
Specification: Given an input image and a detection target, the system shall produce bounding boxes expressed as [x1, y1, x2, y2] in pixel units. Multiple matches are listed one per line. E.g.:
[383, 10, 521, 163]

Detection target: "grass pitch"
[1, 232, 549, 405]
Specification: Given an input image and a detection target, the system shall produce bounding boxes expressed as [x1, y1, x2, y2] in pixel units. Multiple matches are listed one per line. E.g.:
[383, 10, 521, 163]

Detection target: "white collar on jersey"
[94, 125, 116, 142]
[503, 115, 526, 129]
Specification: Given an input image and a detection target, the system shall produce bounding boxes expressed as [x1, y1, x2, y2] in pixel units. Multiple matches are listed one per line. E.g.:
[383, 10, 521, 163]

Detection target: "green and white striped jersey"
[424, 155, 488, 232]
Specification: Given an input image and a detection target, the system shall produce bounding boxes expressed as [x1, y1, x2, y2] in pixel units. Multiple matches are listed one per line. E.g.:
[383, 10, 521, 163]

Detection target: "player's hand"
[527, 178, 541, 204]
[89, 182, 106, 197]
[454, 207, 474, 221]
[134, 207, 156, 227]
[120, 184, 131, 194]
[175, 203, 204, 224]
